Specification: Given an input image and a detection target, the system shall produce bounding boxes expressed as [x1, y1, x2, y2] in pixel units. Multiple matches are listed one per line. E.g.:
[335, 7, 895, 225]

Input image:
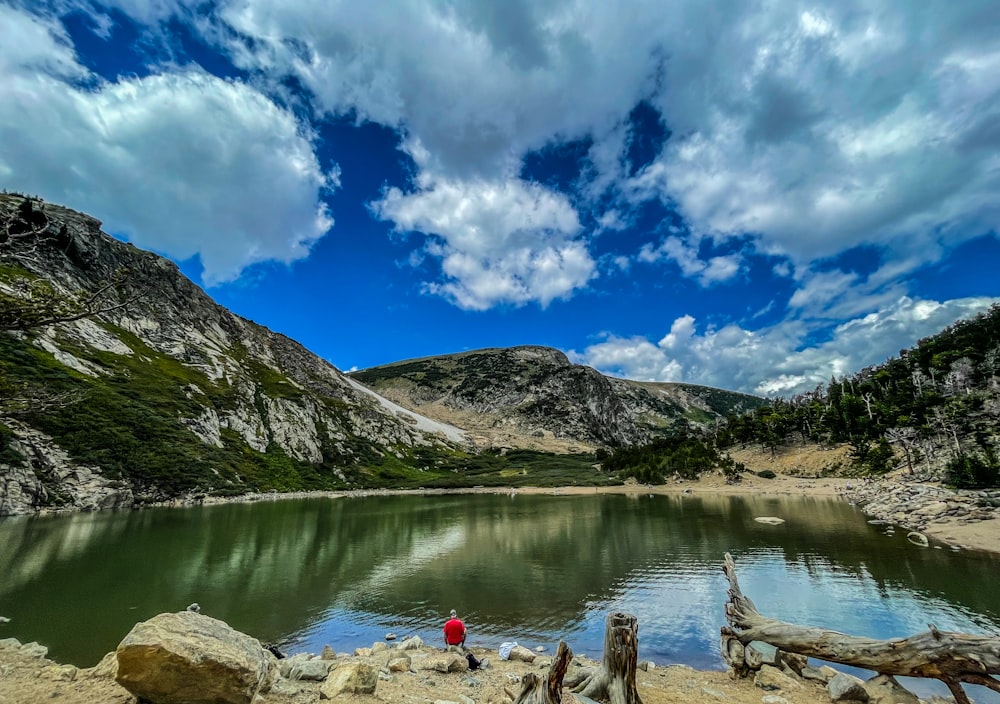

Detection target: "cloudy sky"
[3, 0, 999, 396]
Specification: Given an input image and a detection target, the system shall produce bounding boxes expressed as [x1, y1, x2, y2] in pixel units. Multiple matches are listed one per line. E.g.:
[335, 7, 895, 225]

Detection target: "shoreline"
[175, 473, 1000, 554]
[10, 471, 1000, 555]
[0, 630, 842, 704]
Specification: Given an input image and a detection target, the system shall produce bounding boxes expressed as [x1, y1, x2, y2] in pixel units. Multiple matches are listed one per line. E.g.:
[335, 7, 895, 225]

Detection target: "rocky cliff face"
[350, 347, 764, 450]
[0, 195, 466, 514]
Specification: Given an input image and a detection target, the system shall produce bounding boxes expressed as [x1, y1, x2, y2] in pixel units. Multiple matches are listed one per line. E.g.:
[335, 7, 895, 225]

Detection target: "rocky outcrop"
[1, 195, 467, 514]
[843, 480, 1000, 539]
[115, 611, 276, 704]
[0, 422, 133, 515]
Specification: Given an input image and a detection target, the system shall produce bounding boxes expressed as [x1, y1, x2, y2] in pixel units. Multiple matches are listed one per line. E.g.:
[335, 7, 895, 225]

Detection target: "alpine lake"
[2, 491, 1000, 701]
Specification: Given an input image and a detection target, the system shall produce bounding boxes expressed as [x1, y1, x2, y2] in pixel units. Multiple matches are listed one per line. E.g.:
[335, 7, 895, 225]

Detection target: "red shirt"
[443, 618, 466, 645]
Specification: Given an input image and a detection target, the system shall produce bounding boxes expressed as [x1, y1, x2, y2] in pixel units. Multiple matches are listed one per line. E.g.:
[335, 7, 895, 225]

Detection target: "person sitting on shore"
[443, 609, 467, 651]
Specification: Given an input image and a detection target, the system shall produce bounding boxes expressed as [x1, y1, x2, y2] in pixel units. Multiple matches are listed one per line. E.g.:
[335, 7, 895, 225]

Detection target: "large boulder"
[115, 611, 276, 704]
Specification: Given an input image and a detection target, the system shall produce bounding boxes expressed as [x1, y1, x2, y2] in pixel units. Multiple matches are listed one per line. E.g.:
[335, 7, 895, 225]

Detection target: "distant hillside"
[350, 346, 765, 451]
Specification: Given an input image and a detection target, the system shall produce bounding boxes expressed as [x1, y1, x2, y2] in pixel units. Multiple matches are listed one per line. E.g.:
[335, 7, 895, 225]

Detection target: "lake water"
[2, 492, 999, 699]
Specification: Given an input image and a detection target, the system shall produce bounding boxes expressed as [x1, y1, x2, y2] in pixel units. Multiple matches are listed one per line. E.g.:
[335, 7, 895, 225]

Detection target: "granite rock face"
[0, 195, 467, 514]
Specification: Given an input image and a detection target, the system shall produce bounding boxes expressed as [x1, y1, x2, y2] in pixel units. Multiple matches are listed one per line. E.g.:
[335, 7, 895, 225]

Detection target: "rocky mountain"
[0, 194, 467, 515]
[350, 347, 764, 451]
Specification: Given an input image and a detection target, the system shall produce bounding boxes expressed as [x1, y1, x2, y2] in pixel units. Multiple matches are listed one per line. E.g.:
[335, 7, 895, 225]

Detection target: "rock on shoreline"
[843, 479, 1000, 550]
[0, 613, 855, 704]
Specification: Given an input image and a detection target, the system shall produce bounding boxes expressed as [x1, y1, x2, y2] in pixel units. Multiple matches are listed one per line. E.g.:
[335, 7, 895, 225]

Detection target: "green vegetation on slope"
[599, 434, 743, 484]
[605, 305, 1000, 489]
[0, 330, 616, 500]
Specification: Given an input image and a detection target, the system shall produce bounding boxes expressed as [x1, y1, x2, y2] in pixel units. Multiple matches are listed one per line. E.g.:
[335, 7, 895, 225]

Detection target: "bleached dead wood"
[572, 612, 643, 704]
[721, 552, 1000, 704]
[512, 640, 573, 704]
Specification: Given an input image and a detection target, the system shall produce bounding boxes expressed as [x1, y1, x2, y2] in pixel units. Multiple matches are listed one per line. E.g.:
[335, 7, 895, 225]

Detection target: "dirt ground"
[0, 638, 837, 704]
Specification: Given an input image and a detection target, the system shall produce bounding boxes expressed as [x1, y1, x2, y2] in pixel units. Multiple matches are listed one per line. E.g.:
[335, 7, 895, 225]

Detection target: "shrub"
[756, 469, 776, 479]
[945, 451, 1000, 489]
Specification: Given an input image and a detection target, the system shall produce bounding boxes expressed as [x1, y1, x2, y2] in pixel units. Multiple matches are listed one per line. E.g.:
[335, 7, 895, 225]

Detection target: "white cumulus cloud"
[571, 296, 1000, 396]
[373, 169, 592, 310]
[0, 5, 333, 286]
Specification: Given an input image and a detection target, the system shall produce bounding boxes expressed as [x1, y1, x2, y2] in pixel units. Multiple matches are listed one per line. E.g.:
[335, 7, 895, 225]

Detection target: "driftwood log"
[722, 552, 1000, 704]
[511, 640, 573, 704]
[572, 612, 643, 704]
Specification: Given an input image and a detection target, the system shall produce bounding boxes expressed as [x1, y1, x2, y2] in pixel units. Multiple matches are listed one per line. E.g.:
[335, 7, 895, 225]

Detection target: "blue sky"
[2, 1, 999, 396]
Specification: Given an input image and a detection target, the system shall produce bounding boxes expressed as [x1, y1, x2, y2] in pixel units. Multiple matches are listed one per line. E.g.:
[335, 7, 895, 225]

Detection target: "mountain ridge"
[0, 193, 756, 515]
[0, 194, 470, 514]
[350, 346, 765, 451]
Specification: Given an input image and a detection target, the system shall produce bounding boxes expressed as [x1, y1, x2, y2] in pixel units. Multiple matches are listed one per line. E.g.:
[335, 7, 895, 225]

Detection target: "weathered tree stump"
[721, 552, 1000, 704]
[572, 612, 643, 704]
[512, 640, 573, 704]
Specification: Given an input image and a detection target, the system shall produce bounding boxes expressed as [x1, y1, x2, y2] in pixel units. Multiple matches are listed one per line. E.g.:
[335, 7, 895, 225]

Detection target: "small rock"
[0, 616, 10, 624]
[399, 636, 424, 651]
[761, 696, 789, 704]
[0, 638, 22, 650]
[378, 672, 393, 681]
[387, 656, 411, 673]
[321, 645, 336, 660]
[319, 662, 378, 698]
[535, 646, 546, 652]
[278, 653, 311, 679]
[269, 679, 301, 696]
[372, 641, 389, 653]
[754, 665, 802, 692]
[701, 686, 727, 699]
[508, 645, 536, 663]
[828, 672, 870, 702]
[385, 633, 397, 641]
[800, 666, 831, 683]
[778, 651, 807, 675]
[42, 665, 78, 681]
[747, 641, 779, 667]
[428, 655, 469, 674]
[459, 696, 476, 704]
[354, 647, 373, 657]
[506, 674, 521, 684]
[461, 675, 481, 688]
[754, 517, 785, 525]
[906, 531, 929, 547]
[863, 674, 918, 704]
[288, 659, 333, 681]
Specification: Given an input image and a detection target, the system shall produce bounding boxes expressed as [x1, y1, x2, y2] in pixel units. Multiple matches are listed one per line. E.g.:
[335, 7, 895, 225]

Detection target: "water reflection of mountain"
[1, 493, 998, 666]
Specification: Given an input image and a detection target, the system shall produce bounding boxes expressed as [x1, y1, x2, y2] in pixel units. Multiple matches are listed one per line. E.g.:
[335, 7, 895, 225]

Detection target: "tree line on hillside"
[604, 305, 1000, 490]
